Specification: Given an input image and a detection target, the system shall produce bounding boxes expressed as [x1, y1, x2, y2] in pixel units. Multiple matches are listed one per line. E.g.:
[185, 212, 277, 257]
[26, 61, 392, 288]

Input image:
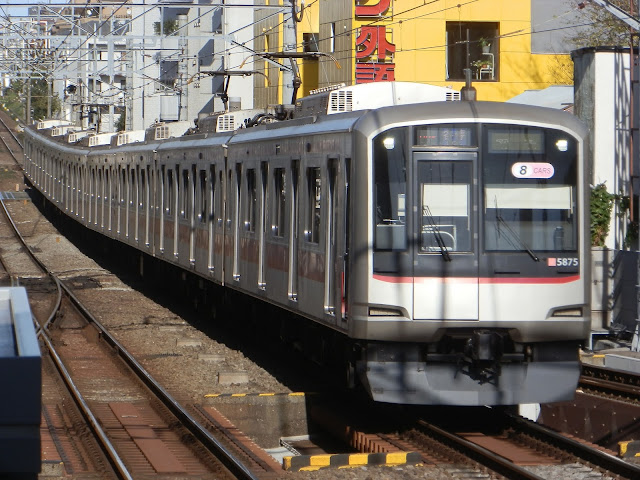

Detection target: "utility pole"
[25, 78, 31, 125]
[47, 77, 52, 118]
[282, 0, 296, 105]
[177, 14, 188, 122]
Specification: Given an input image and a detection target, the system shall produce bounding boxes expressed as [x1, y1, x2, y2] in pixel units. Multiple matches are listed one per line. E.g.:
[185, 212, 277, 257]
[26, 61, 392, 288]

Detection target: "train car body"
[23, 82, 590, 406]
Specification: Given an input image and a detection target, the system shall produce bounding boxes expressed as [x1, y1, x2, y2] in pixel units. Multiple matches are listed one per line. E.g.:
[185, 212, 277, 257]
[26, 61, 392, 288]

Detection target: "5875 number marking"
[548, 257, 578, 267]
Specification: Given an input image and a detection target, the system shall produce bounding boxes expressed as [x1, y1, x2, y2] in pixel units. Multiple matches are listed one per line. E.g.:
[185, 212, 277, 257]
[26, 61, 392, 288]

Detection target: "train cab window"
[305, 167, 321, 244]
[373, 128, 407, 251]
[418, 161, 472, 253]
[272, 167, 287, 237]
[245, 169, 257, 232]
[482, 126, 578, 252]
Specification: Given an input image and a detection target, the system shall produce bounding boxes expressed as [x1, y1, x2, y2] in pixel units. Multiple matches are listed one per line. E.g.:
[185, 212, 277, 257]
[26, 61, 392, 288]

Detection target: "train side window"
[245, 168, 257, 232]
[373, 128, 407, 251]
[120, 169, 126, 206]
[272, 167, 286, 237]
[181, 169, 189, 219]
[130, 168, 136, 207]
[198, 169, 207, 223]
[305, 167, 321, 244]
[226, 170, 233, 227]
[210, 166, 217, 224]
[140, 168, 146, 209]
[166, 168, 174, 216]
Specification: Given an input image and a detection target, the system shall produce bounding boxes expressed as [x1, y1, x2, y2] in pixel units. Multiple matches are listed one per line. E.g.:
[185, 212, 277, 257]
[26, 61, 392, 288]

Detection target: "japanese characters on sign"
[354, 0, 395, 83]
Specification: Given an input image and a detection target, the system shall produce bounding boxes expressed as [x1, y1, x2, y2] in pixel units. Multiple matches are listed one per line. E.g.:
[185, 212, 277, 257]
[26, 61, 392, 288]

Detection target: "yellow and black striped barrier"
[619, 440, 640, 458]
[204, 392, 310, 398]
[283, 451, 422, 471]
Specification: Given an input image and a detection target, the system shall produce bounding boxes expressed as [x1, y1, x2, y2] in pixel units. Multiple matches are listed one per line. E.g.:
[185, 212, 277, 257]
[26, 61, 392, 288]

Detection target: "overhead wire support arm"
[199, 70, 269, 110]
[257, 51, 341, 104]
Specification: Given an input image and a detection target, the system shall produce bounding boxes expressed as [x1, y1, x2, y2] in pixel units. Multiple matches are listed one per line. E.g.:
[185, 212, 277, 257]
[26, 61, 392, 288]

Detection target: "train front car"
[350, 101, 589, 406]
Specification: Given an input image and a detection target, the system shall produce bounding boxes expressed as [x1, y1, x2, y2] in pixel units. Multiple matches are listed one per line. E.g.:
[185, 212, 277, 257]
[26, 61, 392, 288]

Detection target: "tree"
[7, 78, 61, 121]
[153, 19, 179, 35]
[565, 0, 639, 48]
[30, 79, 61, 121]
[115, 111, 126, 132]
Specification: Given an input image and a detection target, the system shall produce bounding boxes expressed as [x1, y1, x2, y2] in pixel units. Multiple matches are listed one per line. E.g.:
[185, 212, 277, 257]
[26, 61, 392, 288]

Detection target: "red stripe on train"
[373, 274, 580, 284]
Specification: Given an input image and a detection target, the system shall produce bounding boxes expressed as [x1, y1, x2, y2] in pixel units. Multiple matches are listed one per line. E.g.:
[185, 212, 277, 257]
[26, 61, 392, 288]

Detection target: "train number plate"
[547, 257, 578, 267]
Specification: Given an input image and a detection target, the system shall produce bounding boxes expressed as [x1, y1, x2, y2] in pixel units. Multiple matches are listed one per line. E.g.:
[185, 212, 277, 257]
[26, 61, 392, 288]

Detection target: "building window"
[446, 22, 498, 82]
[330, 23, 336, 53]
[303, 33, 319, 53]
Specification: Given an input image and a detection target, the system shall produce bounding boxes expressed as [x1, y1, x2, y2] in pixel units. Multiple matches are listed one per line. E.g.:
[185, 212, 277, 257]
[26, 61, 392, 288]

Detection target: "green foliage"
[589, 182, 637, 248]
[153, 19, 179, 35]
[590, 182, 615, 247]
[115, 112, 125, 132]
[2, 79, 60, 122]
[626, 220, 638, 248]
[0, 86, 25, 122]
[566, 0, 639, 48]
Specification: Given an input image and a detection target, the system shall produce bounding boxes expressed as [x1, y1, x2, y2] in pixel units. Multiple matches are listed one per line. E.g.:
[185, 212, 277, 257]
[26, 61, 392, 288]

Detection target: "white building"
[572, 46, 639, 337]
[48, 0, 255, 132]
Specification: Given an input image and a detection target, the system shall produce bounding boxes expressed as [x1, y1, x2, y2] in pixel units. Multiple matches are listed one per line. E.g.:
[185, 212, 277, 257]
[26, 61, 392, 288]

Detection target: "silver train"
[23, 82, 590, 405]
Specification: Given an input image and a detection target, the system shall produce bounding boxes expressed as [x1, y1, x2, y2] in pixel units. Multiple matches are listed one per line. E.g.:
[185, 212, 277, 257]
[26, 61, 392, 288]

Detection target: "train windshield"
[482, 126, 578, 253]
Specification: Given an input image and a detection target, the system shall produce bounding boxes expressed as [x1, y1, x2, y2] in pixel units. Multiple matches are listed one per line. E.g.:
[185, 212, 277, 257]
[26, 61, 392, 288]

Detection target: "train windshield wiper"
[493, 199, 539, 262]
[423, 205, 451, 261]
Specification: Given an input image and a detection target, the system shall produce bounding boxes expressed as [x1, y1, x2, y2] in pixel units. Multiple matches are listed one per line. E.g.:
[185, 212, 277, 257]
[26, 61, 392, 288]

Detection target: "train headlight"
[551, 307, 583, 317]
[556, 139, 568, 152]
[369, 306, 403, 316]
[382, 137, 395, 150]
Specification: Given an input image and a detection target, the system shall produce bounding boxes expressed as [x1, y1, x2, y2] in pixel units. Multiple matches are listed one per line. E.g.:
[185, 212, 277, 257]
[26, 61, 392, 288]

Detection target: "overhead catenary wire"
[0, 0, 621, 113]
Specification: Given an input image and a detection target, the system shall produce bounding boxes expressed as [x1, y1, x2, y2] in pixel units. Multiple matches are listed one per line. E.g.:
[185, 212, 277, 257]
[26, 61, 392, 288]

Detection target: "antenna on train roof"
[460, 68, 477, 101]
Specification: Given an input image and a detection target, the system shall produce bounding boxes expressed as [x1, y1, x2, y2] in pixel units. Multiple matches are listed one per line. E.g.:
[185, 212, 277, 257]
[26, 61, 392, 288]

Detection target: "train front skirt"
[357, 360, 581, 405]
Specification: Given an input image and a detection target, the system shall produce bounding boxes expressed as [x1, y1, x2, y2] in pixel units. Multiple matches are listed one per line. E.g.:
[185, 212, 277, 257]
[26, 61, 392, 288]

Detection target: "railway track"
[580, 362, 640, 400]
[0, 114, 267, 479]
[305, 384, 640, 479]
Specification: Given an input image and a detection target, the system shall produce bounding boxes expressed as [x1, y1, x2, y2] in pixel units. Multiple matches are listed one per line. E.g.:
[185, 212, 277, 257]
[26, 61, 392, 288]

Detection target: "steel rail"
[0, 112, 23, 151]
[417, 419, 547, 480]
[40, 329, 134, 480]
[506, 411, 640, 479]
[60, 283, 260, 480]
[0, 119, 258, 479]
[0, 152, 131, 477]
[0, 116, 259, 480]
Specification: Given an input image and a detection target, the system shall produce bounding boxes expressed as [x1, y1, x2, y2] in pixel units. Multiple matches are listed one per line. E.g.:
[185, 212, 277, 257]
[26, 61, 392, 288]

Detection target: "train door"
[324, 158, 338, 320]
[412, 151, 478, 320]
[189, 164, 196, 264]
[212, 167, 224, 282]
[207, 164, 216, 274]
[223, 164, 240, 284]
[288, 160, 299, 301]
[258, 162, 268, 289]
